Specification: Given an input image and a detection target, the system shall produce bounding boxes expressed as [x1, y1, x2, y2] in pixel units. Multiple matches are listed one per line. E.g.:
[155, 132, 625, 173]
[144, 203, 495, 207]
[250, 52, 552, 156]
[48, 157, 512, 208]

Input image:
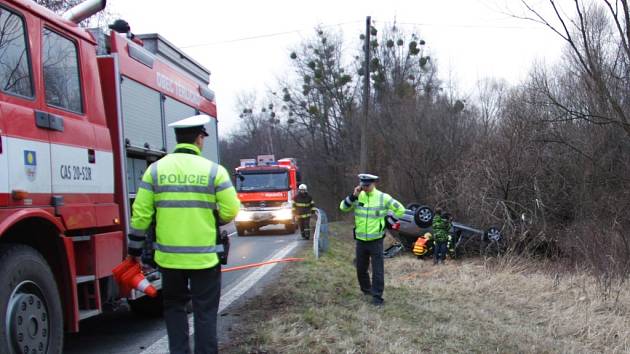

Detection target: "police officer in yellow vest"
[128, 114, 240, 354]
[340, 174, 405, 305]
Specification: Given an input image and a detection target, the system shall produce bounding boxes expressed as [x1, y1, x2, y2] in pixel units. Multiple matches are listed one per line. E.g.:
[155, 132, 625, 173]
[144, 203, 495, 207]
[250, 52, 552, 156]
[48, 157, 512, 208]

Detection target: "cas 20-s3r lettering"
[60, 165, 92, 181]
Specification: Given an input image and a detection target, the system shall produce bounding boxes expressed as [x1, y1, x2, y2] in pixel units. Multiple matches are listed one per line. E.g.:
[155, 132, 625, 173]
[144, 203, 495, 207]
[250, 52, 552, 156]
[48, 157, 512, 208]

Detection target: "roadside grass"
[222, 222, 630, 353]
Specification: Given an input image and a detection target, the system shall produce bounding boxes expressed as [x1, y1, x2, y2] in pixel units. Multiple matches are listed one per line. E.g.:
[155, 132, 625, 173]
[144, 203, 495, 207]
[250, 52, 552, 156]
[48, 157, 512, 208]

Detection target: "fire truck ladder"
[71, 235, 103, 320]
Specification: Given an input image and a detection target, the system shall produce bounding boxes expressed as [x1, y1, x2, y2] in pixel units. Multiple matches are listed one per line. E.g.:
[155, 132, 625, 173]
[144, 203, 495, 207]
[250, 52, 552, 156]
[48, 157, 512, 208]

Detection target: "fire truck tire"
[0, 244, 64, 354]
[129, 291, 163, 317]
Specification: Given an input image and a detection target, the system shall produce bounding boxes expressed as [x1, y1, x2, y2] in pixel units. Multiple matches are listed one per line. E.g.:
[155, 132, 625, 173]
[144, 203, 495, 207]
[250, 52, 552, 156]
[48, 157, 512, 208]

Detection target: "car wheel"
[484, 227, 502, 242]
[0, 244, 64, 354]
[413, 205, 434, 228]
[236, 224, 246, 236]
[406, 203, 421, 212]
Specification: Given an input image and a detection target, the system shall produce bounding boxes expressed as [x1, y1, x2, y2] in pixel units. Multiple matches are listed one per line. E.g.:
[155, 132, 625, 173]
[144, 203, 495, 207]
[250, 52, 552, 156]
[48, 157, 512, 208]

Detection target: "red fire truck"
[0, 0, 219, 351]
[234, 155, 300, 236]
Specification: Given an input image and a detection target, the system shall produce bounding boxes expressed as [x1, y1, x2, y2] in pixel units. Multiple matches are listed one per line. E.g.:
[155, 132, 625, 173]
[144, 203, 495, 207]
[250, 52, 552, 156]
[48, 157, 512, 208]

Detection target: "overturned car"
[384, 204, 503, 258]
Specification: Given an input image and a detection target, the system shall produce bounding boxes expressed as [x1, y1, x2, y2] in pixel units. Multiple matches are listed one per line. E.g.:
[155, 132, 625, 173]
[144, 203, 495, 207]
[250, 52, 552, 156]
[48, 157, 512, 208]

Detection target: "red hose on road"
[221, 257, 305, 272]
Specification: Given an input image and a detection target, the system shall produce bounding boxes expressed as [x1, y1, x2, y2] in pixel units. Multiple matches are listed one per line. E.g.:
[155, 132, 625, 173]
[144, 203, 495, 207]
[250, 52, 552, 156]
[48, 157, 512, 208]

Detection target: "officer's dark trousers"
[355, 238, 384, 300]
[161, 265, 221, 354]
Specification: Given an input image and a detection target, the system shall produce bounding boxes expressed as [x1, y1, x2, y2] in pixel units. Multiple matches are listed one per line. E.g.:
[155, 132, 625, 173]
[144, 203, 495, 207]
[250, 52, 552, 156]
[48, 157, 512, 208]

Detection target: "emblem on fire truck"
[23, 150, 37, 182]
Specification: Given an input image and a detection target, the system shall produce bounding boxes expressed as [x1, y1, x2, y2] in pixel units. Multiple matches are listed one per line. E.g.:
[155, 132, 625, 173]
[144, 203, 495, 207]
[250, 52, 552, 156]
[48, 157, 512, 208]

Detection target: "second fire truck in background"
[234, 155, 300, 235]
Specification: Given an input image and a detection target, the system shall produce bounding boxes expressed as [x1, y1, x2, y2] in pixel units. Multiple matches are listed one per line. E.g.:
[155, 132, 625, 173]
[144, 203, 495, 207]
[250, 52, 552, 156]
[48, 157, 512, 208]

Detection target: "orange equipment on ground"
[412, 236, 429, 256]
[112, 258, 158, 298]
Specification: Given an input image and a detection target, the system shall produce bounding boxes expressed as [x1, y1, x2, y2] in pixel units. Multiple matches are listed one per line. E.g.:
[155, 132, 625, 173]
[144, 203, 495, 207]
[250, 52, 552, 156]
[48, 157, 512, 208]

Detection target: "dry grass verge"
[221, 222, 630, 353]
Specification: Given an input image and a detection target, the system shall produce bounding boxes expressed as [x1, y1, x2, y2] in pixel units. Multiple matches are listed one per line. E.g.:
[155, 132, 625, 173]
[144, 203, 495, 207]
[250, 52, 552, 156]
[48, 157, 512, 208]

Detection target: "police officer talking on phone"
[128, 114, 240, 354]
[339, 174, 405, 305]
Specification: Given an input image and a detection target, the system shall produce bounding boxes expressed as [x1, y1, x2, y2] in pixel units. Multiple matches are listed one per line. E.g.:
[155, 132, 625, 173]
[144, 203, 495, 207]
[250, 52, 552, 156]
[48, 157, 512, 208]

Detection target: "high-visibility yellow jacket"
[129, 143, 240, 269]
[339, 188, 405, 241]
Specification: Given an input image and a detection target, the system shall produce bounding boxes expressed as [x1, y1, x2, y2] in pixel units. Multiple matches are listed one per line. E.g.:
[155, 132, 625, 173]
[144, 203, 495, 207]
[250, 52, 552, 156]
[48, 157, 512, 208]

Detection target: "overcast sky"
[108, 0, 565, 136]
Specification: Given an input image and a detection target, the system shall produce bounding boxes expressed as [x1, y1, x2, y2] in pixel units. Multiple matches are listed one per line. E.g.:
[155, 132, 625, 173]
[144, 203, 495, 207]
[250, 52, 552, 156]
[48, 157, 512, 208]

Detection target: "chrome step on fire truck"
[0, 0, 219, 352]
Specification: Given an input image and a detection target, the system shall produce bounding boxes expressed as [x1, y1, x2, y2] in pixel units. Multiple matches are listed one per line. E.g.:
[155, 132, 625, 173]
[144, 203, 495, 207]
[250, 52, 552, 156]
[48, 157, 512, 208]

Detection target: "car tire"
[413, 205, 434, 228]
[236, 224, 246, 236]
[285, 223, 296, 234]
[406, 203, 422, 212]
[0, 244, 64, 354]
[129, 291, 163, 317]
[484, 227, 502, 242]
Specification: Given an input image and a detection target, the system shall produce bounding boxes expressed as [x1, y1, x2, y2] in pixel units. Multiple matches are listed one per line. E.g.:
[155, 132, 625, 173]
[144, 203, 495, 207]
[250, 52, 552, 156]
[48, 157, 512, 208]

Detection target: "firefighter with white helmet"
[128, 114, 240, 354]
[293, 183, 316, 239]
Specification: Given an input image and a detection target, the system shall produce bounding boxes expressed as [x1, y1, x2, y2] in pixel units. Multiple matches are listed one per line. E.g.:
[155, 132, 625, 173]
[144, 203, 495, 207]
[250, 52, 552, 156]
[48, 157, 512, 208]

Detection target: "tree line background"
[220, 1, 630, 279]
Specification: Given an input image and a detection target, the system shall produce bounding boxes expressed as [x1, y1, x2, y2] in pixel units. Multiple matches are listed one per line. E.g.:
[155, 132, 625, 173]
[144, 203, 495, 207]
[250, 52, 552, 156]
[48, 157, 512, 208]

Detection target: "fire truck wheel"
[0, 244, 64, 354]
[129, 291, 163, 317]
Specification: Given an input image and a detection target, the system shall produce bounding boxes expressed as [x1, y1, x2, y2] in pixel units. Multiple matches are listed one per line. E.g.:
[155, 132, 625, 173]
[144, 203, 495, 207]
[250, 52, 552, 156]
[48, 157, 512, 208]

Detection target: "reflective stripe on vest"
[127, 239, 144, 249]
[138, 181, 153, 192]
[155, 200, 217, 209]
[155, 243, 224, 254]
[355, 211, 383, 219]
[356, 192, 387, 241]
[216, 180, 232, 192]
[130, 226, 148, 235]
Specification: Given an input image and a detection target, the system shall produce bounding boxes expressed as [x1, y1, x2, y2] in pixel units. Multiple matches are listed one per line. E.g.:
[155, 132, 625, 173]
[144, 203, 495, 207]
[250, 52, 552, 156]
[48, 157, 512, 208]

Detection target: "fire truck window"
[0, 6, 33, 97]
[236, 172, 289, 191]
[42, 28, 83, 113]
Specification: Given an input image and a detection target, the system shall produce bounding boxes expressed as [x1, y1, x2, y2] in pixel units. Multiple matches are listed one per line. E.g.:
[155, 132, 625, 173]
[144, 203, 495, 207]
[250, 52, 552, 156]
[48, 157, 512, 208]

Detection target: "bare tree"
[518, 0, 630, 138]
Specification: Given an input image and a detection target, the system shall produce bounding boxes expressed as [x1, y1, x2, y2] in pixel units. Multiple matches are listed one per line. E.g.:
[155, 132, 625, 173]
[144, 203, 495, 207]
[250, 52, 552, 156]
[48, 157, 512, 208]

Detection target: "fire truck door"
[41, 26, 99, 224]
[1, 6, 52, 207]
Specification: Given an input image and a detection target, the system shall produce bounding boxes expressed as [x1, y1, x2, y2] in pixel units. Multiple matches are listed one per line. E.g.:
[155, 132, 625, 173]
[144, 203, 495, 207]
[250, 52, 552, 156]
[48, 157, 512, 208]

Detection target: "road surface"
[63, 224, 306, 354]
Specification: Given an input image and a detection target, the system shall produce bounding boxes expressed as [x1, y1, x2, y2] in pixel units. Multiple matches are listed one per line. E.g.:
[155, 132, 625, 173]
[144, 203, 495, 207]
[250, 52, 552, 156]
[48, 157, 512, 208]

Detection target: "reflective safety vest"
[293, 193, 315, 219]
[413, 237, 429, 256]
[129, 143, 240, 269]
[339, 188, 405, 241]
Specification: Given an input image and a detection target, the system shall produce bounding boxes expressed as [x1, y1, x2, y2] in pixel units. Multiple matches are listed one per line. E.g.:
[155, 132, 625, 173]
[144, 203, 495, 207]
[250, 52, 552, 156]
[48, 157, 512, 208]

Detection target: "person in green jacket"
[432, 208, 452, 265]
[340, 173, 406, 305]
[128, 114, 240, 354]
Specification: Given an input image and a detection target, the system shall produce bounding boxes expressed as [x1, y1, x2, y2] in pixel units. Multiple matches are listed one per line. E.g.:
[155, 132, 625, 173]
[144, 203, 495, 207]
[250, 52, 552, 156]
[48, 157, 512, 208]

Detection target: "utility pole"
[360, 16, 371, 173]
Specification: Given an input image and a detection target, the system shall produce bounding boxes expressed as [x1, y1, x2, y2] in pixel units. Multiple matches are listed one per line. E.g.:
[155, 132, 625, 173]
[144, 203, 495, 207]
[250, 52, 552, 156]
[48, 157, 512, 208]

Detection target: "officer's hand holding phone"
[353, 185, 363, 197]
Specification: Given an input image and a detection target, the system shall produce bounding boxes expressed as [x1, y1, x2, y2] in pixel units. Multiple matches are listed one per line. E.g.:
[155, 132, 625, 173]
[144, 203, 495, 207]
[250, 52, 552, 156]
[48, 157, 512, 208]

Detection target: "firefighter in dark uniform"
[128, 114, 240, 354]
[292, 184, 316, 239]
[340, 174, 406, 305]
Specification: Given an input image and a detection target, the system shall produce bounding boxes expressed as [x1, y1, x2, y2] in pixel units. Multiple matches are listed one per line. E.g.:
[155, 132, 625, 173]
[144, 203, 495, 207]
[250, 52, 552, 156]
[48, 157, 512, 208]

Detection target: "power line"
[180, 18, 543, 49]
[180, 20, 362, 48]
[396, 21, 543, 30]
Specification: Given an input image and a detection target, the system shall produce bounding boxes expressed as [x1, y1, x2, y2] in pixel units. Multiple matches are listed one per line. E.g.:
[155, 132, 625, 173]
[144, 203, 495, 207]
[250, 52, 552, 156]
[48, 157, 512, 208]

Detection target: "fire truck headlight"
[235, 211, 253, 222]
[273, 208, 293, 220]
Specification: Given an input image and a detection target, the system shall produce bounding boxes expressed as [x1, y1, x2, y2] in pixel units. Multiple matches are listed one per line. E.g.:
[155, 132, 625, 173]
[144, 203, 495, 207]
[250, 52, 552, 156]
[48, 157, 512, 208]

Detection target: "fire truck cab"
[234, 156, 300, 236]
[0, 0, 218, 352]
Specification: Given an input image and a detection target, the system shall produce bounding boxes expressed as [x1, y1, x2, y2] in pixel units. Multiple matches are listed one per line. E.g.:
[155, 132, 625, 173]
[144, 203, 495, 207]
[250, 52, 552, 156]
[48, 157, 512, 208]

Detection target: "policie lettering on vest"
[159, 173, 209, 185]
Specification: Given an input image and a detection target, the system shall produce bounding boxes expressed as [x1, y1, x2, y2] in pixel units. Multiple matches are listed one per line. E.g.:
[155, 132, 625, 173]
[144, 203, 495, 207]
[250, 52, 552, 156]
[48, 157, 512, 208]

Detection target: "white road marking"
[139, 241, 298, 354]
